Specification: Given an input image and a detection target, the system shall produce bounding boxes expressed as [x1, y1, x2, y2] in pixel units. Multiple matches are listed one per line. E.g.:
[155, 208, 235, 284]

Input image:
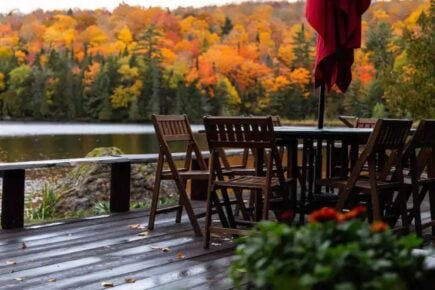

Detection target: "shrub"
[230, 207, 431, 290]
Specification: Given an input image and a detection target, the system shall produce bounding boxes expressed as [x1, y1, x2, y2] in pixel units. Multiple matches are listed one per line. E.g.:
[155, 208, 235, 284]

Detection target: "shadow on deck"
[0, 201, 236, 290]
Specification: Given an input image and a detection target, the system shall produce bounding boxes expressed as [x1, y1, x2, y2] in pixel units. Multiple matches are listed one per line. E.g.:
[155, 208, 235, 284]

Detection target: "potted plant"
[230, 207, 434, 290]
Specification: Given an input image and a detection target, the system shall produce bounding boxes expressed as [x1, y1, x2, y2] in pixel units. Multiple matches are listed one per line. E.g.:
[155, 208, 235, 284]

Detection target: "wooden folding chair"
[355, 118, 378, 128]
[148, 114, 209, 236]
[219, 116, 283, 173]
[338, 115, 357, 128]
[402, 120, 435, 236]
[203, 116, 292, 248]
[320, 119, 412, 224]
[331, 117, 378, 182]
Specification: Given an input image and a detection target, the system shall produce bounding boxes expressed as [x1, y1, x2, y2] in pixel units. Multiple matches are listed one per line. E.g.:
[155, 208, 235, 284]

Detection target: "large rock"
[54, 147, 177, 215]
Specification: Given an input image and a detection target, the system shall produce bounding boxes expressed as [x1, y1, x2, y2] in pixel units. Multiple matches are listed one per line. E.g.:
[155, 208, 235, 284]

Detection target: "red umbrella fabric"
[306, 0, 371, 92]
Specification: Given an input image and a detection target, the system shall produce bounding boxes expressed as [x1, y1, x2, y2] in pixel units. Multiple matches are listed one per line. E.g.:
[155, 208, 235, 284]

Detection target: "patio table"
[274, 126, 373, 202]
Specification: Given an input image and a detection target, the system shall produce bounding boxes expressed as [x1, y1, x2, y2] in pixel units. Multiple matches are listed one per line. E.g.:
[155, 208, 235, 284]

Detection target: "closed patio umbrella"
[306, 0, 371, 128]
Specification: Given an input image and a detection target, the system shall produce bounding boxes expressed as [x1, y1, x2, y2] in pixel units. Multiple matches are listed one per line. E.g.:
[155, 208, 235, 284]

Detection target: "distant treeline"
[0, 0, 433, 122]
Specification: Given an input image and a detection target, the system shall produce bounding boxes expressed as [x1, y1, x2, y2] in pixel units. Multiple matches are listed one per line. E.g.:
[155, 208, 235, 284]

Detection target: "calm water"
[0, 122, 206, 162]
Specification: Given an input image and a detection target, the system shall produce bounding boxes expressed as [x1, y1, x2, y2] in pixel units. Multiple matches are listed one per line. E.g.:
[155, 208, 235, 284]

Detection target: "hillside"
[0, 0, 432, 121]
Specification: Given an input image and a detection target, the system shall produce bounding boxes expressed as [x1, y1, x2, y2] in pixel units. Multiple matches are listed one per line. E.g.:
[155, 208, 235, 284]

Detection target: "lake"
[0, 122, 206, 162]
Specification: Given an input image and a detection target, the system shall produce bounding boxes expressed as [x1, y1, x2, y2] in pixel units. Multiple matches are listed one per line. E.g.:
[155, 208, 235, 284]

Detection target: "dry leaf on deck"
[101, 281, 114, 287]
[137, 231, 149, 237]
[176, 252, 186, 259]
[124, 277, 136, 283]
[21, 242, 27, 249]
[161, 247, 171, 252]
[6, 260, 16, 265]
[128, 224, 142, 229]
[48, 278, 57, 282]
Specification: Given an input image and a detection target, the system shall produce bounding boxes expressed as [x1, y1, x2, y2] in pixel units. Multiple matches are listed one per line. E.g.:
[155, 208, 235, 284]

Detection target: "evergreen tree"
[83, 68, 110, 120]
[292, 24, 314, 69]
[137, 25, 164, 117]
[221, 17, 233, 36]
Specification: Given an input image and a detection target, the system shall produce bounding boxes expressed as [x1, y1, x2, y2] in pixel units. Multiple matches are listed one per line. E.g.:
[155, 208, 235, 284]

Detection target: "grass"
[23, 179, 179, 223]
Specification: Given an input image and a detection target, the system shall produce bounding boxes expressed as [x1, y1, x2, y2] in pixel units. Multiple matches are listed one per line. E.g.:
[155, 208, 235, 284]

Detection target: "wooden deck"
[2, 200, 435, 290]
[0, 203, 236, 290]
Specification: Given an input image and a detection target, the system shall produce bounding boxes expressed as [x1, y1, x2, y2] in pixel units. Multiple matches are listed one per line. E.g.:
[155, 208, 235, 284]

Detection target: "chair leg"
[254, 189, 262, 221]
[428, 186, 435, 236]
[399, 189, 409, 233]
[175, 179, 187, 223]
[263, 188, 270, 220]
[148, 155, 164, 231]
[335, 188, 350, 212]
[179, 188, 202, 237]
[234, 189, 250, 221]
[370, 187, 382, 221]
[221, 188, 236, 228]
[413, 185, 422, 236]
[211, 191, 230, 228]
[203, 187, 213, 249]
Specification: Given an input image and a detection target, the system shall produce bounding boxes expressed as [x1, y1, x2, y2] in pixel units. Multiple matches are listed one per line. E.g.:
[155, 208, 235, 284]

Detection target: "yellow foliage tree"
[0, 72, 5, 91]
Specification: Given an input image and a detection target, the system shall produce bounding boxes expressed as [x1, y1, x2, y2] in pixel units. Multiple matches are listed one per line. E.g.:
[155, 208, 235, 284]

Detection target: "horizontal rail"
[0, 149, 245, 230]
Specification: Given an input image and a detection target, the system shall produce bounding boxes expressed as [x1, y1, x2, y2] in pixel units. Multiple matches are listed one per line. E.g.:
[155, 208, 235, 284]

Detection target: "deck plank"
[0, 207, 236, 290]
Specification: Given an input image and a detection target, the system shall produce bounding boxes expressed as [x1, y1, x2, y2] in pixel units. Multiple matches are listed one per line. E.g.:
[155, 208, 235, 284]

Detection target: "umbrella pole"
[317, 83, 325, 129]
[315, 82, 326, 193]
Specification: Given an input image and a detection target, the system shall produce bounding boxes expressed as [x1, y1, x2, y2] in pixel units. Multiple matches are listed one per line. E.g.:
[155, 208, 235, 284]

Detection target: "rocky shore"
[0, 147, 177, 217]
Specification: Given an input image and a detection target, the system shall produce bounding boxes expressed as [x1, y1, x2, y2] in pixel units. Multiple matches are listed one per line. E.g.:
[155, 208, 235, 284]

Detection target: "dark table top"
[274, 126, 373, 139]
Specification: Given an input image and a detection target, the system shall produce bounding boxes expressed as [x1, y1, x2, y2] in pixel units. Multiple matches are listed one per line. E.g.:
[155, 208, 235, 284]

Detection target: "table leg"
[315, 138, 323, 193]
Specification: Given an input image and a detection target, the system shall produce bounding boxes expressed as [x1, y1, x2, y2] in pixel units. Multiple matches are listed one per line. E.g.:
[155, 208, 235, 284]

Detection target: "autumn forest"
[0, 0, 433, 122]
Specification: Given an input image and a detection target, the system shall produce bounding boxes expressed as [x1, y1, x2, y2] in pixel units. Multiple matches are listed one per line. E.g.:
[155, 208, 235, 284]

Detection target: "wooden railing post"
[110, 162, 131, 212]
[1, 169, 25, 229]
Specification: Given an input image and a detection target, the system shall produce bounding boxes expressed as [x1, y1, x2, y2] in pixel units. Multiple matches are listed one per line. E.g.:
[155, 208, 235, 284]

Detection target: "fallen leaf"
[15, 277, 24, 281]
[21, 242, 27, 249]
[101, 281, 114, 288]
[124, 277, 136, 283]
[137, 231, 149, 237]
[161, 247, 171, 252]
[176, 252, 186, 259]
[6, 260, 16, 265]
[128, 224, 141, 229]
[48, 278, 57, 282]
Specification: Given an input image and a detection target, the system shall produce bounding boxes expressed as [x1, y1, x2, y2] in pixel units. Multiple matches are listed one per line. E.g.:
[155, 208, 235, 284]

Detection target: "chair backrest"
[406, 120, 435, 151]
[338, 115, 357, 128]
[355, 118, 377, 128]
[365, 119, 413, 154]
[349, 119, 412, 182]
[237, 116, 282, 168]
[404, 120, 435, 178]
[204, 116, 284, 180]
[152, 114, 207, 170]
[204, 116, 276, 150]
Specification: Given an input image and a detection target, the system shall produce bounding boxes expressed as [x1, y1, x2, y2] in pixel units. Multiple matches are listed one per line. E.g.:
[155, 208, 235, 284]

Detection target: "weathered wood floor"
[0, 204, 236, 290]
[2, 200, 435, 290]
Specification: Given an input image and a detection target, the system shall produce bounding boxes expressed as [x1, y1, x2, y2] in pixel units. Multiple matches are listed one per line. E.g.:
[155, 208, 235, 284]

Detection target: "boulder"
[54, 147, 177, 215]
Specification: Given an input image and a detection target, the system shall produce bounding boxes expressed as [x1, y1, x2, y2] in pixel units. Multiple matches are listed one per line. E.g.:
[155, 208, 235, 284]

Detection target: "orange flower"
[308, 207, 338, 223]
[342, 206, 367, 221]
[371, 221, 389, 233]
